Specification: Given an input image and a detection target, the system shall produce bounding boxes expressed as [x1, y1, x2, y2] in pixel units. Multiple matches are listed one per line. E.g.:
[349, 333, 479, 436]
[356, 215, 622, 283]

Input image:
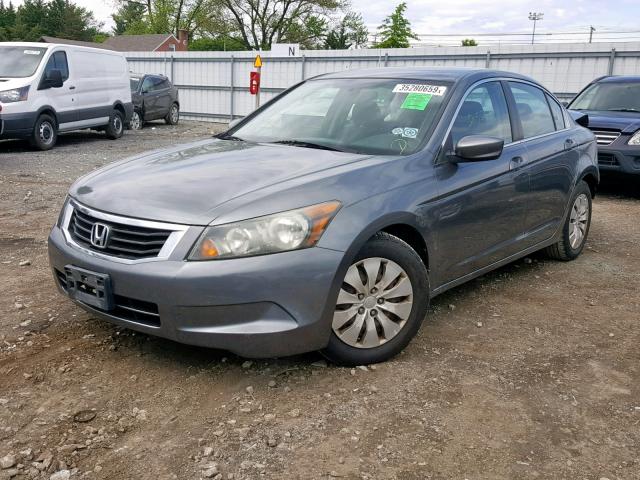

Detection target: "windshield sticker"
[24, 50, 43, 55]
[392, 127, 419, 139]
[401, 93, 432, 111]
[393, 84, 447, 96]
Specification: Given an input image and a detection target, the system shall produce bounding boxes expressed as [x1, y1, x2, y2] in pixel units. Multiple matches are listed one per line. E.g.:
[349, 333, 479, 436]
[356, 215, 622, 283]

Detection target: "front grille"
[591, 130, 621, 146]
[55, 269, 161, 327]
[598, 152, 619, 166]
[69, 208, 172, 260]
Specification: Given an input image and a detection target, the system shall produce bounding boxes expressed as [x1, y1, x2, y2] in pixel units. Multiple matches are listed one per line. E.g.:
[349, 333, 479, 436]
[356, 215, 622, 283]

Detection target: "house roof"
[39, 36, 113, 50]
[103, 34, 176, 52]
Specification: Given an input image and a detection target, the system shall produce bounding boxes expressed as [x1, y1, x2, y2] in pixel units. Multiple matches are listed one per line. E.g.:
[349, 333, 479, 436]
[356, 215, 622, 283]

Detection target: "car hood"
[573, 110, 640, 133]
[70, 139, 373, 225]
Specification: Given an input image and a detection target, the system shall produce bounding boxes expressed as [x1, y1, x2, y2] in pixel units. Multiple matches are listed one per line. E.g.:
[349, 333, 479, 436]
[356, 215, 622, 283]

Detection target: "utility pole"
[589, 26, 596, 43]
[528, 12, 544, 44]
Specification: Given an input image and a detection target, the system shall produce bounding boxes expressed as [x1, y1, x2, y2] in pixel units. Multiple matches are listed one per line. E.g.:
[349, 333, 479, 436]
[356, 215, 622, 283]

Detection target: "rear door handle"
[509, 156, 524, 171]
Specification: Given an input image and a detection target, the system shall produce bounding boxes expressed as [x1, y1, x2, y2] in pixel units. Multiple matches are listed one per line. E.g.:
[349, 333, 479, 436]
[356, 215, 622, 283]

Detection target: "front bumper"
[48, 223, 346, 358]
[0, 110, 37, 139]
[597, 145, 640, 175]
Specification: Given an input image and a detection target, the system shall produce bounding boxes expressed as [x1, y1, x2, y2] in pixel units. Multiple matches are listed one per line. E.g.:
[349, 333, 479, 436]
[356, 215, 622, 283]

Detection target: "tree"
[375, 2, 418, 49]
[0, 1, 17, 41]
[189, 35, 247, 50]
[461, 38, 477, 46]
[114, 0, 214, 37]
[325, 11, 368, 49]
[219, 0, 344, 50]
[112, 1, 148, 35]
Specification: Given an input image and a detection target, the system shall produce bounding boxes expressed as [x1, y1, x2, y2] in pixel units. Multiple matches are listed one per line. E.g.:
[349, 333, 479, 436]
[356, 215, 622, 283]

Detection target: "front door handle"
[564, 138, 575, 150]
[69, 86, 76, 90]
[509, 156, 524, 171]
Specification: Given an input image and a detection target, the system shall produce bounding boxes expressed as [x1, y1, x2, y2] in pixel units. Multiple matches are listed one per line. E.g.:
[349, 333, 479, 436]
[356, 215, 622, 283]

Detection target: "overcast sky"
[12, 0, 640, 44]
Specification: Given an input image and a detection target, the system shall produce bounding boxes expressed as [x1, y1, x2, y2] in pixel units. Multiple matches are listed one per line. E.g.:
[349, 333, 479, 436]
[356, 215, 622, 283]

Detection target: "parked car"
[127, 74, 179, 130]
[49, 68, 598, 365]
[0, 42, 132, 150]
[568, 75, 640, 175]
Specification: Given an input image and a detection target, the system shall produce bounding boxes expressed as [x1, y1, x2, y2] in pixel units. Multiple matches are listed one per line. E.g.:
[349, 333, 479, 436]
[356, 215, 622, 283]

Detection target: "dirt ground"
[1, 122, 639, 480]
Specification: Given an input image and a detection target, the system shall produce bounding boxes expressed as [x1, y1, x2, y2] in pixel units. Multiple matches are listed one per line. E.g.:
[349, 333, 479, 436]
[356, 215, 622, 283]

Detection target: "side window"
[43, 51, 69, 81]
[151, 77, 166, 91]
[141, 77, 154, 92]
[546, 94, 565, 130]
[451, 81, 512, 145]
[509, 82, 556, 138]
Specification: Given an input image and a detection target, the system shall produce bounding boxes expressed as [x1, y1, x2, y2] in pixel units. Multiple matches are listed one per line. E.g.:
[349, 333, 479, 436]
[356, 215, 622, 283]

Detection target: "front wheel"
[128, 110, 143, 131]
[29, 114, 57, 150]
[165, 103, 179, 125]
[105, 110, 124, 139]
[545, 181, 592, 261]
[322, 233, 430, 366]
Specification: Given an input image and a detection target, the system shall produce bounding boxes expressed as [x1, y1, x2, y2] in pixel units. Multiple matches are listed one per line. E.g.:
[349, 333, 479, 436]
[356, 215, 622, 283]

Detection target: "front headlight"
[628, 130, 640, 146]
[0, 86, 30, 103]
[189, 201, 342, 260]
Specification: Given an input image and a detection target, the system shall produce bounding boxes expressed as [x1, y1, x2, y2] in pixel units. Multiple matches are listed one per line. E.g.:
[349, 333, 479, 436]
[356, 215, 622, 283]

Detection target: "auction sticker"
[393, 84, 447, 96]
[401, 93, 432, 110]
[24, 50, 42, 55]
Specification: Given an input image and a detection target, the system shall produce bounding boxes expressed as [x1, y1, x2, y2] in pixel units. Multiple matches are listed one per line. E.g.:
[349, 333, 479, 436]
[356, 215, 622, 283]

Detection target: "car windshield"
[0, 46, 47, 78]
[230, 78, 451, 155]
[570, 81, 640, 112]
[130, 77, 141, 91]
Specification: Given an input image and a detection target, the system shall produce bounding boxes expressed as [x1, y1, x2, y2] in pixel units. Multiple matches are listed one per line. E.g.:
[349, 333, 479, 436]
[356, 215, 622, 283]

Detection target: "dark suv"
[568, 76, 640, 175]
[128, 74, 179, 130]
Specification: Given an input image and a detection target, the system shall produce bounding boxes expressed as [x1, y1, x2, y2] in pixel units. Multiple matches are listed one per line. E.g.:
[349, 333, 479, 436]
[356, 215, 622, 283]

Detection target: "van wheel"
[30, 114, 57, 150]
[165, 103, 179, 125]
[321, 233, 430, 366]
[105, 110, 124, 139]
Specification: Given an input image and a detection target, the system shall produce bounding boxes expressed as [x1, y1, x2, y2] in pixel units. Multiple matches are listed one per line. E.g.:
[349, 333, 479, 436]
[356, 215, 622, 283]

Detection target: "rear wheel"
[165, 103, 179, 125]
[545, 181, 592, 261]
[322, 233, 429, 365]
[105, 110, 124, 139]
[29, 114, 57, 150]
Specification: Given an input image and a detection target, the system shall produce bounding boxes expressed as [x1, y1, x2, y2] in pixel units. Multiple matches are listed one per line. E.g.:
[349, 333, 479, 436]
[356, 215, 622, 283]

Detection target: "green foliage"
[188, 36, 247, 51]
[112, 1, 148, 35]
[375, 2, 418, 49]
[325, 11, 368, 49]
[0, 0, 104, 42]
[461, 38, 477, 46]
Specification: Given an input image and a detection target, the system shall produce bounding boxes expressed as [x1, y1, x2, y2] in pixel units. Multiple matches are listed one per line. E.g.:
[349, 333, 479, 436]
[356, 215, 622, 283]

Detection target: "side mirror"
[568, 110, 589, 128]
[228, 118, 241, 129]
[453, 135, 504, 162]
[43, 69, 63, 89]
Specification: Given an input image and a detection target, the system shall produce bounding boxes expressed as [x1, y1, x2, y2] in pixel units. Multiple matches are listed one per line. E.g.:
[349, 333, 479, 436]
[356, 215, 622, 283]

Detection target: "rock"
[73, 410, 96, 423]
[19, 320, 31, 327]
[245, 386, 254, 394]
[524, 257, 532, 264]
[49, 471, 71, 480]
[267, 380, 277, 388]
[311, 360, 327, 368]
[14, 303, 24, 310]
[1, 468, 19, 478]
[264, 413, 276, 422]
[289, 409, 301, 418]
[0, 399, 8, 406]
[0, 455, 16, 469]
[134, 409, 148, 421]
[357, 365, 368, 371]
[476, 322, 483, 328]
[241, 361, 253, 369]
[202, 447, 214, 457]
[448, 304, 456, 310]
[19, 260, 31, 267]
[202, 463, 219, 477]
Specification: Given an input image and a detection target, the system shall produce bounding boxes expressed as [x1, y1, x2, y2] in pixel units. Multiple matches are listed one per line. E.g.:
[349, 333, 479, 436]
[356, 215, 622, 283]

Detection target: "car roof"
[597, 75, 640, 83]
[315, 67, 535, 84]
[130, 73, 167, 79]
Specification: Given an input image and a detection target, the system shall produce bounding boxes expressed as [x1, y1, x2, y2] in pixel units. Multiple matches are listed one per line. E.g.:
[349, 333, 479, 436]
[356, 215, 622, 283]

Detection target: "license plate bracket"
[64, 265, 114, 311]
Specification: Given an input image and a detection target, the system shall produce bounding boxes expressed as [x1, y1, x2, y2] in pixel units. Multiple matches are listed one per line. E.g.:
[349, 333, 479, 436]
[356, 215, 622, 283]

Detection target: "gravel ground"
[1, 122, 639, 480]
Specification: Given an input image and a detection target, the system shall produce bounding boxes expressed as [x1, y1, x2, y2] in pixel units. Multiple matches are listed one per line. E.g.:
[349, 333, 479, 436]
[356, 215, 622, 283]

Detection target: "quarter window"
[509, 82, 556, 138]
[43, 51, 69, 81]
[546, 94, 565, 130]
[451, 81, 512, 145]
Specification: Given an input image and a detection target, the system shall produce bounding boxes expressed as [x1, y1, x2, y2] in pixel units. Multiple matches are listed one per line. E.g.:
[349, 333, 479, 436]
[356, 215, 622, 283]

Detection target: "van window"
[43, 51, 69, 81]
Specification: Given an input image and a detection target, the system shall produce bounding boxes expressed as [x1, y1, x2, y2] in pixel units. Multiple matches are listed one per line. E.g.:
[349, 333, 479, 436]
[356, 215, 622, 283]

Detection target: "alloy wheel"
[170, 105, 179, 123]
[332, 257, 414, 349]
[569, 193, 589, 249]
[130, 112, 142, 130]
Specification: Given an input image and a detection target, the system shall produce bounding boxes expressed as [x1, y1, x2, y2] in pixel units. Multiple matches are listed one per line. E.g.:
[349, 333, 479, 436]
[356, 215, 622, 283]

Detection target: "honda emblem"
[90, 222, 111, 249]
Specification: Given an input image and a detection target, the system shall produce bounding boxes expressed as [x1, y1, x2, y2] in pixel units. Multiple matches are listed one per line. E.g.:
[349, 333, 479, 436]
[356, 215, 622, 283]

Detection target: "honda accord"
[49, 68, 598, 365]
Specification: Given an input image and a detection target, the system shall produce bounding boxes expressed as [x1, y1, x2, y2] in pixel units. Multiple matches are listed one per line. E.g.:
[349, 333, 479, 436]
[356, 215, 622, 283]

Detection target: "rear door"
[434, 81, 530, 283]
[506, 81, 577, 246]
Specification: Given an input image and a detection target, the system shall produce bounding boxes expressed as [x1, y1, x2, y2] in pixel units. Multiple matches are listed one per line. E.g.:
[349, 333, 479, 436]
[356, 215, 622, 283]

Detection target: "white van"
[0, 42, 133, 150]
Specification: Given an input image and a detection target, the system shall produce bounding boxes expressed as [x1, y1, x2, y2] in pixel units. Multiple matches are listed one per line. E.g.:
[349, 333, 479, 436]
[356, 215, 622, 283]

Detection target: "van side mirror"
[43, 69, 64, 89]
[452, 135, 504, 162]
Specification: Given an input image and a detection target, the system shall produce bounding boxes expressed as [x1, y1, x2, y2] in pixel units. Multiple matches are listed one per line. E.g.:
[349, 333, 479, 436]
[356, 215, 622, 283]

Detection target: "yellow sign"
[254, 55, 263, 68]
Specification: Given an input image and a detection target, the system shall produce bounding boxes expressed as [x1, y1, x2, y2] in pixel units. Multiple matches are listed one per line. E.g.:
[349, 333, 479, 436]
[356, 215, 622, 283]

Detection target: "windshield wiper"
[608, 108, 640, 113]
[215, 133, 245, 141]
[270, 140, 344, 152]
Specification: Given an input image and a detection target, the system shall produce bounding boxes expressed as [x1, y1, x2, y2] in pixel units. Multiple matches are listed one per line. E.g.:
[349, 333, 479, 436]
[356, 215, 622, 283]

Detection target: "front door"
[433, 81, 530, 284]
[40, 50, 77, 127]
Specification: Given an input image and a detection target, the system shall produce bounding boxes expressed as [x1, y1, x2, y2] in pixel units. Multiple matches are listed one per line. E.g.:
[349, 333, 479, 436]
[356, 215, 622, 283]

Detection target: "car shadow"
[0, 131, 121, 153]
[597, 172, 640, 199]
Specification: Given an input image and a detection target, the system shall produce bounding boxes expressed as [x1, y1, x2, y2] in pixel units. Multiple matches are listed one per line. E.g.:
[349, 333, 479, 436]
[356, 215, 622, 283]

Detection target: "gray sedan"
[49, 68, 598, 365]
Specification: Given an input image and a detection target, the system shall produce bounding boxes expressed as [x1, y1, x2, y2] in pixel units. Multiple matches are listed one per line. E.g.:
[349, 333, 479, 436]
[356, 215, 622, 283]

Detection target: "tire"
[105, 110, 124, 139]
[322, 233, 430, 366]
[165, 103, 179, 125]
[545, 181, 592, 261]
[128, 110, 143, 131]
[29, 114, 57, 151]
